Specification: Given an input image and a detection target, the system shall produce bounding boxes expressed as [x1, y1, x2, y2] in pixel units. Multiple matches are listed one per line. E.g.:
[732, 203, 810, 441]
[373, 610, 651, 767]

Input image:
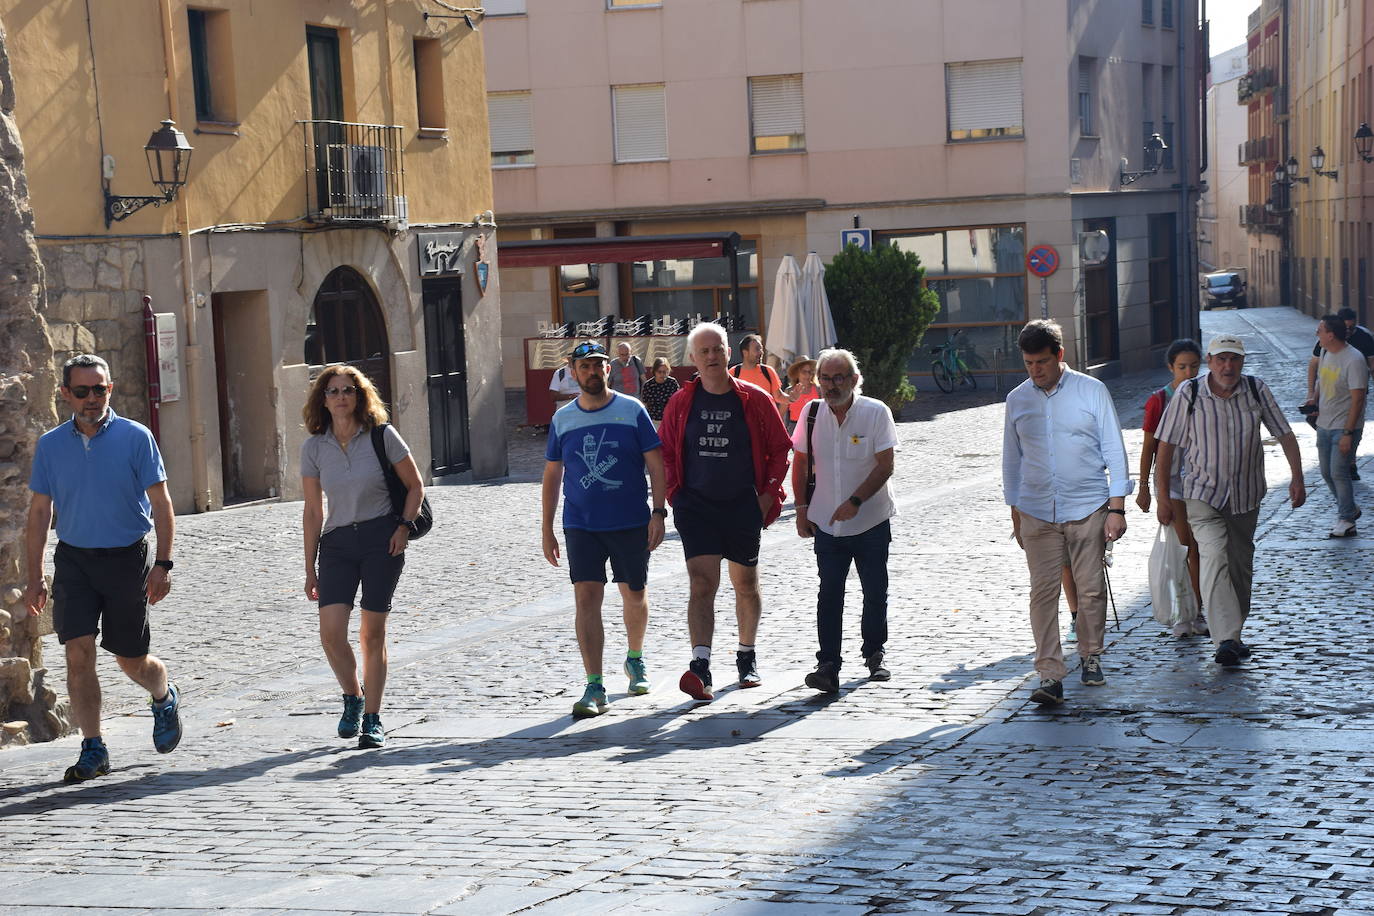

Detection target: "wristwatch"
[847, 495, 863, 508]
[154, 559, 174, 571]
[394, 514, 419, 535]
[1106, 508, 1127, 515]
[652, 507, 668, 518]
[1342, 429, 1356, 437]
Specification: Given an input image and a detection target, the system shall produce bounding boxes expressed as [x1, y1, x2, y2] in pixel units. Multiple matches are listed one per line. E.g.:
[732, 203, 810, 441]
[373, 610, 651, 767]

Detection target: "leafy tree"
[824, 243, 939, 411]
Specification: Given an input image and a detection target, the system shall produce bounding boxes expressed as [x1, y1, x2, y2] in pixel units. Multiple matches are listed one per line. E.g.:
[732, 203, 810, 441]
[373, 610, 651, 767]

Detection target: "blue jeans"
[1317, 426, 1363, 521]
[813, 520, 891, 668]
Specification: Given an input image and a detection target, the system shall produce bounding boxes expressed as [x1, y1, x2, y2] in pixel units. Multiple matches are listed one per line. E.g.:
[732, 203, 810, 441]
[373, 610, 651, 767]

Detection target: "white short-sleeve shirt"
[791, 394, 898, 537]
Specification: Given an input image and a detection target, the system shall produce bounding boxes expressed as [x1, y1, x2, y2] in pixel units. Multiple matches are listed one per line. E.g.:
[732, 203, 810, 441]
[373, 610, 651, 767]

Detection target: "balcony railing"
[1241, 203, 1284, 235]
[300, 120, 407, 223]
[1239, 136, 1276, 164]
[1238, 67, 1279, 104]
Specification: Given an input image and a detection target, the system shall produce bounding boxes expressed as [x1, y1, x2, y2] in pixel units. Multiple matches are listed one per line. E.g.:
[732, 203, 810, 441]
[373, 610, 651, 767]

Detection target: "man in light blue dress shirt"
[1003, 320, 1132, 705]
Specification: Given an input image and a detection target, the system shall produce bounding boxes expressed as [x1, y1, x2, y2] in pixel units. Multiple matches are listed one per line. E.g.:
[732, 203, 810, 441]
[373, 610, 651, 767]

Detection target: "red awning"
[497, 232, 740, 268]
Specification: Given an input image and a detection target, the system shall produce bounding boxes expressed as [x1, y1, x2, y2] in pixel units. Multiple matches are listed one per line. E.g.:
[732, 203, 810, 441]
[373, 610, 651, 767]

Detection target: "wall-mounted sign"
[418, 232, 466, 277]
[476, 233, 491, 295]
[840, 228, 872, 252]
[154, 312, 181, 403]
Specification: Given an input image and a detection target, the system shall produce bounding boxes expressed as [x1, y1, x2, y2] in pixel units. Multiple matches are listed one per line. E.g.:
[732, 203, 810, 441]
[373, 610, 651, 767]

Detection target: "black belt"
[58, 539, 146, 555]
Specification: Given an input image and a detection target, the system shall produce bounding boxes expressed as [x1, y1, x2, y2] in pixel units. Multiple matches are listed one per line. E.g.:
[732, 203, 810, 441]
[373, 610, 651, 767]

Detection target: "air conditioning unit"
[326, 144, 386, 210]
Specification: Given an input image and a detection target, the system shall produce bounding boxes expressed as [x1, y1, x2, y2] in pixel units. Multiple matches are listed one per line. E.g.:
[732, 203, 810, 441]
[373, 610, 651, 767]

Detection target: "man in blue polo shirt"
[541, 341, 666, 718]
[23, 354, 182, 783]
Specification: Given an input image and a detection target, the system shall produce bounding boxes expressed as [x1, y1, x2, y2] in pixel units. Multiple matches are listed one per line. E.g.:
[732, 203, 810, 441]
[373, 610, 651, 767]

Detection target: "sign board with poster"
[154, 313, 181, 402]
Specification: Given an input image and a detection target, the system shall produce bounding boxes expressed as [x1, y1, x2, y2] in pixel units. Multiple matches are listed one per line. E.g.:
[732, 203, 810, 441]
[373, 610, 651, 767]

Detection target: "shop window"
[189, 8, 237, 124]
[631, 239, 760, 329]
[946, 59, 1023, 141]
[749, 75, 805, 153]
[613, 84, 668, 162]
[488, 91, 534, 166]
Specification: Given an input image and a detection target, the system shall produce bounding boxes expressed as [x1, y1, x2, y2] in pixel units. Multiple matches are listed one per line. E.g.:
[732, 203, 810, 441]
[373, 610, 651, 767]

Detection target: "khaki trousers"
[1020, 506, 1108, 681]
[1183, 499, 1259, 646]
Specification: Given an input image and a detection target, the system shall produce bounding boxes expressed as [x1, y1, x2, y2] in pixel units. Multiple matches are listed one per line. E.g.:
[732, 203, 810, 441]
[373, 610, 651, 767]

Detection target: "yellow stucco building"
[1, 0, 507, 512]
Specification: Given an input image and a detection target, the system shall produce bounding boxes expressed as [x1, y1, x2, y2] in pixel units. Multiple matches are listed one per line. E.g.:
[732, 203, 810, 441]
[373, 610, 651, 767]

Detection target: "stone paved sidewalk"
[2, 306, 1372, 915]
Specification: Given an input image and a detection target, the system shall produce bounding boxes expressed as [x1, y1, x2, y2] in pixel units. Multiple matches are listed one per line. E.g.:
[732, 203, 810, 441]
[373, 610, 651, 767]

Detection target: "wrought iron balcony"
[1239, 136, 1276, 165]
[300, 120, 407, 223]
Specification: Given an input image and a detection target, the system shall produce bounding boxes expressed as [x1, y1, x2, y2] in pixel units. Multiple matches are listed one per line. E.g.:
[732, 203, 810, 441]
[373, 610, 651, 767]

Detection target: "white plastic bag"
[1149, 524, 1198, 627]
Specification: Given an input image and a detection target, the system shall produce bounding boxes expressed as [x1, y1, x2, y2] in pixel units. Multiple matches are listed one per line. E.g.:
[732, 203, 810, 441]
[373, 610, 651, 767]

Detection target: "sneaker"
[1214, 639, 1244, 667]
[866, 651, 891, 681]
[624, 657, 650, 695]
[1030, 678, 1064, 705]
[150, 681, 182, 754]
[736, 650, 761, 688]
[804, 662, 840, 694]
[63, 737, 110, 783]
[679, 658, 714, 701]
[358, 713, 385, 749]
[1081, 655, 1106, 687]
[338, 694, 365, 738]
[1237, 641, 1253, 660]
[1329, 518, 1357, 538]
[572, 683, 608, 718]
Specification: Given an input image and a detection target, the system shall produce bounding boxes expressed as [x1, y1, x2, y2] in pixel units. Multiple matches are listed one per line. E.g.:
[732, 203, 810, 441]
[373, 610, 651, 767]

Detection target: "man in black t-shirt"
[1308, 308, 1374, 478]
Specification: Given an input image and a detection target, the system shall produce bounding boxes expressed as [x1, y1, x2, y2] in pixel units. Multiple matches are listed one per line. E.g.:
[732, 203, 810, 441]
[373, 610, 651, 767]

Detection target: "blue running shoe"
[338, 694, 365, 738]
[624, 656, 650, 695]
[63, 737, 110, 783]
[572, 683, 608, 718]
[151, 681, 182, 754]
[358, 713, 385, 749]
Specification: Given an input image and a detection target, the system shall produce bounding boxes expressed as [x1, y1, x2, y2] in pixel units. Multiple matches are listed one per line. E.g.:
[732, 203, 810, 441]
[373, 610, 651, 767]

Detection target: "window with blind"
[488, 91, 534, 166]
[1078, 57, 1095, 137]
[946, 59, 1023, 141]
[612, 84, 668, 162]
[749, 75, 805, 153]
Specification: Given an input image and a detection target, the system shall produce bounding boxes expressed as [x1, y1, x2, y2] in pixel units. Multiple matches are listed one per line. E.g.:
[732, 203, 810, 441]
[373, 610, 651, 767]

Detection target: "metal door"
[423, 280, 471, 475]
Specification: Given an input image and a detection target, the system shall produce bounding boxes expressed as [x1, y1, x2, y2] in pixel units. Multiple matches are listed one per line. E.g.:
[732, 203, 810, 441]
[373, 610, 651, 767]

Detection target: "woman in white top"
[300, 365, 424, 749]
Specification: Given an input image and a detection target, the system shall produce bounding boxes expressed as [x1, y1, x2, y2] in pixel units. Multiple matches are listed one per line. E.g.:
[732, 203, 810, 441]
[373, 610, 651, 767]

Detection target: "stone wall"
[0, 18, 73, 747]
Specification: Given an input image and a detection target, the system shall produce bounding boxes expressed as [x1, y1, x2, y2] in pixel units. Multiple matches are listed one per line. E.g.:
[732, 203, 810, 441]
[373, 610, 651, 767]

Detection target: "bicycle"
[929, 329, 977, 393]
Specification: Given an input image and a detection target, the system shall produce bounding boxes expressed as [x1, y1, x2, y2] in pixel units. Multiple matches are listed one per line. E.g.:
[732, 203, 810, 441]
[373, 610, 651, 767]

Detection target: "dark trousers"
[814, 520, 891, 668]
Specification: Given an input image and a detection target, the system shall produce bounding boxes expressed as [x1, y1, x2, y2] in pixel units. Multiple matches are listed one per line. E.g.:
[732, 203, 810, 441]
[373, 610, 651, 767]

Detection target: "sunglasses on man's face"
[324, 385, 358, 398]
[67, 384, 111, 398]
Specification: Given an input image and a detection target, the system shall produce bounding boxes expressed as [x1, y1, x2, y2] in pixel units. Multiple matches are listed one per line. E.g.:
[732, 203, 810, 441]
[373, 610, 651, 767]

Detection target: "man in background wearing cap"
[1154, 334, 1305, 667]
[1305, 315, 1368, 537]
[1306, 308, 1374, 480]
[542, 342, 667, 718]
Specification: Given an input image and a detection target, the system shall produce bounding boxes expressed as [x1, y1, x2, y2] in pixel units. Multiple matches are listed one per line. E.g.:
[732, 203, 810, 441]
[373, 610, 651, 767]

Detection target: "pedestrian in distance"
[1154, 334, 1305, 667]
[660, 321, 792, 701]
[549, 354, 581, 412]
[791, 349, 898, 693]
[1002, 320, 1132, 706]
[1304, 315, 1367, 537]
[1306, 307, 1374, 480]
[541, 341, 667, 718]
[608, 341, 646, 398]
[783, 355, 819, 434]
[1136, 338, 1205, 635]
[301, 365, 425, 749]
[639, 356, 681, 430]
[23, 354, 182, 783]
[730, 333, 788, 414]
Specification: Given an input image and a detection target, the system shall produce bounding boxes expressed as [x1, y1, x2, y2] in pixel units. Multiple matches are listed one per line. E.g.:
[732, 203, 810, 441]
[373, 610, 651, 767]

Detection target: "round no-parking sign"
[1026, 245, 1060, 277]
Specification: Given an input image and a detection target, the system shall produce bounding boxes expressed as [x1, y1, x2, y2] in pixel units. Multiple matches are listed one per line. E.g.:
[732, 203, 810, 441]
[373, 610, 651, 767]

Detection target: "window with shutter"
[946, 59, 1024, 141]
[612, 84, 668, 162]
[1078, 58, 1094, 137]
[488, 91, 534, 167]
[749, 75, 805, 153]
[484, 0, 526, 14]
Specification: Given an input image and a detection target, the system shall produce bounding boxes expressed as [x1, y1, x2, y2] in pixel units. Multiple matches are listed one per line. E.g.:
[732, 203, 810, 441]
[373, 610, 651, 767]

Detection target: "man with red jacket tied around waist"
[660, 322, 792, 701]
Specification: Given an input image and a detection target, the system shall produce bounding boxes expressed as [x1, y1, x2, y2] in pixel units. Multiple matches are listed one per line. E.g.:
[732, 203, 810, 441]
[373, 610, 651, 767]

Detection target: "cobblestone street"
[3, 307, 1372, 915]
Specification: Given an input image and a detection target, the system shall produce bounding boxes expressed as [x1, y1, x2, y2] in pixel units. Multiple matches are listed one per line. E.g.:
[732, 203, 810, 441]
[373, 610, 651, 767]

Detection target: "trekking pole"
[1103, 541, 1120, 629]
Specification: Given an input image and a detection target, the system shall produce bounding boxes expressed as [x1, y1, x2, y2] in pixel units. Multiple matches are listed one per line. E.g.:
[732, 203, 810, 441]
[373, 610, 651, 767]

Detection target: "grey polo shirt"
[301, 424, 410, 533]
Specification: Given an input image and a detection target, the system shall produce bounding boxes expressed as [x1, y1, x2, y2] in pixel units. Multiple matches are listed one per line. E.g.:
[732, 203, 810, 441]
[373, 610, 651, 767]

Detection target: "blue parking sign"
[840, 228, 872, 252]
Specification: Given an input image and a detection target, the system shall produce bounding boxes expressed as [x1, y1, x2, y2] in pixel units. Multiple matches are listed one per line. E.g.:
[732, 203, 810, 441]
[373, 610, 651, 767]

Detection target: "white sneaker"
[1329, 518, 1357, 538]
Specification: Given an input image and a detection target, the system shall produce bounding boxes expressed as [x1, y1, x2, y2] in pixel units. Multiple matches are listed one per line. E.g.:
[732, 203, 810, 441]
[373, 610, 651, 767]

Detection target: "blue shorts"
[318, 515, 406, 612]
[564, 525, 650, 590]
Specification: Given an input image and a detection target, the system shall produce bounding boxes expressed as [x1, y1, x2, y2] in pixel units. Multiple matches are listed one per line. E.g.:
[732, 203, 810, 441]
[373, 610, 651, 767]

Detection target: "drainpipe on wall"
[1178, 0, 1200, 341]
[159, 0, 211, 512]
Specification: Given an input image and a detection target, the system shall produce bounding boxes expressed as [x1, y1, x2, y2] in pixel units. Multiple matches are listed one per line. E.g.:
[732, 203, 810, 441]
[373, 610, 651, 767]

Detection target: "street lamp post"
[103, 119, 194, 227]
[1354, 123, 1373, 164]
[1119, 133, 1168, 186]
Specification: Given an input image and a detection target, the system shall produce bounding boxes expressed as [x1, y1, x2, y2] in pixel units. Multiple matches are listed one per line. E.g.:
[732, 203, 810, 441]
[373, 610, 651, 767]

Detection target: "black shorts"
[52, 539, 153, 659]
[318, 515, 406, 612]
[564, 525, 650, 591]
[673, 489, 763, 566]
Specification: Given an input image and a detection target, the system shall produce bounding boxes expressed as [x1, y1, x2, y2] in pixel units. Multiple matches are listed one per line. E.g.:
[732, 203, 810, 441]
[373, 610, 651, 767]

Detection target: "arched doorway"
[306, 266, 392, 405]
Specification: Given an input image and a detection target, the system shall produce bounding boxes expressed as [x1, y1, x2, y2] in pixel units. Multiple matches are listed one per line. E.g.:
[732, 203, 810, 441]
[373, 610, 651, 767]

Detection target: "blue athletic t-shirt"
[546, 392, 661, 531]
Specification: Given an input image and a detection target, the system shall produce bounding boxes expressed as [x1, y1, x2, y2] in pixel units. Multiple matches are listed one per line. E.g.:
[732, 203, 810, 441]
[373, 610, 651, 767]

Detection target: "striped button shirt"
[1154, 373, 1291, 514]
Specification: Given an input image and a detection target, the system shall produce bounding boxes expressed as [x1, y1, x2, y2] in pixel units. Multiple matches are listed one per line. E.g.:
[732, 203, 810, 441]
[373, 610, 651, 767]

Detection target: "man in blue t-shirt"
[23, 354, 182, 784]
[541, 341, 666, 719]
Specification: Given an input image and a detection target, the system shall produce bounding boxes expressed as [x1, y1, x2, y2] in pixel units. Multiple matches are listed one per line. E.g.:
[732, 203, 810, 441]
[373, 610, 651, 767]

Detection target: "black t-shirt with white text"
[682, 386, 754, 501]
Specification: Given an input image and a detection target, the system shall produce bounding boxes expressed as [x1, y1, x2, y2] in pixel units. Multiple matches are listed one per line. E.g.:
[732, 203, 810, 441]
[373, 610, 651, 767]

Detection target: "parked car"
[1202, 270, 1248, 309]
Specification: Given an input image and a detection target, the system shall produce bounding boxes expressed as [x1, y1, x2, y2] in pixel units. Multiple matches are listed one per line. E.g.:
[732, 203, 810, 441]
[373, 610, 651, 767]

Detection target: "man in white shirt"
[791, 349, 898, 693]
[548, 353, 581, 412]
[1002, 320, 1131, 705]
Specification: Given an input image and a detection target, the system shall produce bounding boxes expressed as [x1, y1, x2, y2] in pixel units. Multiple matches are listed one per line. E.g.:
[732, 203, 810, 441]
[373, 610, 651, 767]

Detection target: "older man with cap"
[1154, 334, 1305, 667]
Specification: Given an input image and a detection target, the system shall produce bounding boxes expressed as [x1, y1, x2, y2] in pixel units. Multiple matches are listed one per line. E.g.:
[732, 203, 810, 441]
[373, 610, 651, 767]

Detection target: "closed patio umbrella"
[765, 254, 803, 366]
[798, 251, 838, 358]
